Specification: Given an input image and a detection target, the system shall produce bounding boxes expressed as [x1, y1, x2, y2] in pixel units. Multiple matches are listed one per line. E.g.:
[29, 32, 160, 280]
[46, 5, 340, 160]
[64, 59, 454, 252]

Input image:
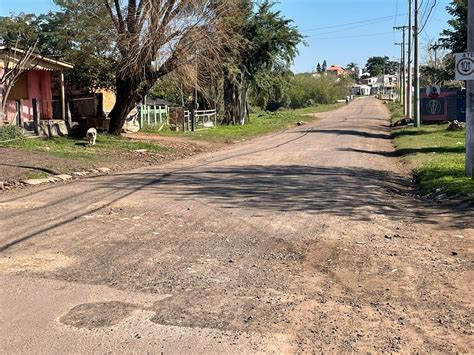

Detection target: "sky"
[0, 0, 453, 73]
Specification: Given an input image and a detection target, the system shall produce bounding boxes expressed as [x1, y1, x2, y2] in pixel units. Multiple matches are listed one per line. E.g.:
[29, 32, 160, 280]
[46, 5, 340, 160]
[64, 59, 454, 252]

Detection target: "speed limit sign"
[455, 52, 474, 80]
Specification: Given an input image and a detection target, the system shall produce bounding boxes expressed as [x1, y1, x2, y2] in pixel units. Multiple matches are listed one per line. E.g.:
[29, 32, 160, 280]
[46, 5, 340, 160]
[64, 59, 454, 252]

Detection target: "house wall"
[4, 70, 53, 123]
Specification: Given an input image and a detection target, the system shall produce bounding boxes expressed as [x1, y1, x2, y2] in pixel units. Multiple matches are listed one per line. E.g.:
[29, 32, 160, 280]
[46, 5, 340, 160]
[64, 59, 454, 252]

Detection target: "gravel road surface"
[1, 97, 472, 353]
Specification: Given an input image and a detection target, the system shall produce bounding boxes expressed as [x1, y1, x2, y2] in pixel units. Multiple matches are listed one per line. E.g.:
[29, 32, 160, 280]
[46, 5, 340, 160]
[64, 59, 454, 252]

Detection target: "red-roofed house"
[326, 65, 347, 78]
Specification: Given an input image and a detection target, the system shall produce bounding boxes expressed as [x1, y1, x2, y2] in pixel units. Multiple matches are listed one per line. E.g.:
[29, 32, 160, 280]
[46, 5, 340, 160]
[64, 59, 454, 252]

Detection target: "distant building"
[361, 77, 378, 86]
[326, 65, 347, 78]
[352, 85, 372, 96]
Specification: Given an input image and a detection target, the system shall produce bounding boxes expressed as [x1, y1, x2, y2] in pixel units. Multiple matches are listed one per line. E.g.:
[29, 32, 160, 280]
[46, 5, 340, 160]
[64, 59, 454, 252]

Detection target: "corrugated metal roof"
[0, 46, 73, 71]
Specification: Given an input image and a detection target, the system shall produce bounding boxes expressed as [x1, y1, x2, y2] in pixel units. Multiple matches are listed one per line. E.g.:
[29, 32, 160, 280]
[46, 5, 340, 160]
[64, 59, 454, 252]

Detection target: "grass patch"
[1, 133, 173, 161]
[392, 124, 474, 201]
[386, 101, 404, 125]
[0, 125, 24, 141]
[293, 103, 344, 115]
[156, 103, 341, 142]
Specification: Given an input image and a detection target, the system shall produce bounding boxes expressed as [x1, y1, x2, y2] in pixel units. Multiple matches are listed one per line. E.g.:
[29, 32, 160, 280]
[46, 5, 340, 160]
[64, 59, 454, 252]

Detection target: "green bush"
[0, 124, 24, 142]
[288, 74, 353, 109]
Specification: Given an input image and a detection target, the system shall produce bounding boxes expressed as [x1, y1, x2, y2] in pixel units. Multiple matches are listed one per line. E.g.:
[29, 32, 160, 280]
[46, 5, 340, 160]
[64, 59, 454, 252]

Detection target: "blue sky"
[0, 0, 452, 73]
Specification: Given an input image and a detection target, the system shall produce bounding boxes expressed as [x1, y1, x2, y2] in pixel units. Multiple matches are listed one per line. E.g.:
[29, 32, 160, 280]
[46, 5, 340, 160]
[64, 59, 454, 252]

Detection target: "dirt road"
[1, 97, 472, 353]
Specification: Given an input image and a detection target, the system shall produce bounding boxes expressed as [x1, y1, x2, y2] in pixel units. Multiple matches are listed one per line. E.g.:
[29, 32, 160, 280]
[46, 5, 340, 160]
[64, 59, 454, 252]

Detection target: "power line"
[307, 32, 394, 40]
[303, 18, 397, 36]
[419, 0, 438, 34]
[301, 13, 407, 32]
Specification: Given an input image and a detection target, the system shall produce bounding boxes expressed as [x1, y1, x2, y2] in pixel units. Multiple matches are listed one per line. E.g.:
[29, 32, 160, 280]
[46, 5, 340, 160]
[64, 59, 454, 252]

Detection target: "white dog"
[86, 127, 97, 146]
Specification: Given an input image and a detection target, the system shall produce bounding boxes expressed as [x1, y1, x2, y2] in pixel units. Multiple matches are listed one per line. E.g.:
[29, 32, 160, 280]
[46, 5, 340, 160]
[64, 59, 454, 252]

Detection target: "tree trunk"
[108, 76, 138, 135]
[223, 75, 247, 125]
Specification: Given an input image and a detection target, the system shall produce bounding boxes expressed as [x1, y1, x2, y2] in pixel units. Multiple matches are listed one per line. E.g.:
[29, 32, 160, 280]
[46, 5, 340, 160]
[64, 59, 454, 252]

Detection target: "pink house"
[0, 46, 73, 131]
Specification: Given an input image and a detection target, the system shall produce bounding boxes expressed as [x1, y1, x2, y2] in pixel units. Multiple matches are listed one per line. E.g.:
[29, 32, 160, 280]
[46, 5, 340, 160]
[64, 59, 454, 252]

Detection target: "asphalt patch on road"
[60, 301, 136, 328]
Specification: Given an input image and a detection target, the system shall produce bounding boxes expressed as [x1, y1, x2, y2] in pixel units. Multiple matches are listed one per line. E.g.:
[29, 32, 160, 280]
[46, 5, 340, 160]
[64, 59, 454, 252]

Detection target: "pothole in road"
[60, 301, 136, 328]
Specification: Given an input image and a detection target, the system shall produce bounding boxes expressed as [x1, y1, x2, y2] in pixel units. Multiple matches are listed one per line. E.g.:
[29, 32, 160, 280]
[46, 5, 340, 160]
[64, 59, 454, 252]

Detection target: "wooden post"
[32, 99, 40, 134]
[60, 71, 66, 121]
[15, 100, 22, 127]
[159, 105, 163, 124]
[138, 105, 142, 127]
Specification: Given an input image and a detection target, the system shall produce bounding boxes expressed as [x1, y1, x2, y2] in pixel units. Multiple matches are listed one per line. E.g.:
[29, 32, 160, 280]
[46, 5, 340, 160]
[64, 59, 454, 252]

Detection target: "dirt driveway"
[0, 97, 472, 353]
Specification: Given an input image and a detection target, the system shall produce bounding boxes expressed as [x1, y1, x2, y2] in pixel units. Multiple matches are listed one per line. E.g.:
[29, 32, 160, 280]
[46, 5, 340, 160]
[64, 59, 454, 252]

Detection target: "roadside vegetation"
[144, 103, 342, 142]
[388, 103, 474, 201]
[1, 103, 342, 182]
[0, 132, 173, 161]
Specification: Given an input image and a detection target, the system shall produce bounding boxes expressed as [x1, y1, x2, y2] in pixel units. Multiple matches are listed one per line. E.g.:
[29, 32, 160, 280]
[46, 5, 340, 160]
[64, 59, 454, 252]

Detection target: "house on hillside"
[326, 65, 347, 78]
[0, 46, 73, 134]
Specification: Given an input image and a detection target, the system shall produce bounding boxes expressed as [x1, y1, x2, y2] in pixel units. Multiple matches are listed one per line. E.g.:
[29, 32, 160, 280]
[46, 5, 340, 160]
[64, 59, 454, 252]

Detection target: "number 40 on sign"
[455, 52, 474, 80]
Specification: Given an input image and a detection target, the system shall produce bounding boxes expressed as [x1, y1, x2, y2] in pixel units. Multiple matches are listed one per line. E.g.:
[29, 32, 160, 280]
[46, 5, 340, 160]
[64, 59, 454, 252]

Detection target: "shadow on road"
[300, 129, 392, 140]
[338, 146, 466, 157]
[1, 167, 472, 253]
[101, 165, 473, 227]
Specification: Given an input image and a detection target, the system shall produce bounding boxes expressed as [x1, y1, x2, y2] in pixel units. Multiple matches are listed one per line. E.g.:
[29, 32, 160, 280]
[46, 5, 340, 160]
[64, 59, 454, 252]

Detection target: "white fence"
[184, 109, 217, 130]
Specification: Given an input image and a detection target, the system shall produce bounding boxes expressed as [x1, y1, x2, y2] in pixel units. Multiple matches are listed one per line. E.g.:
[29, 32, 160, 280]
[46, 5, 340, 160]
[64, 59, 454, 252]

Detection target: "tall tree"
[222, 0, 302, 124]
[431, 0, 468, 82]
[364, 56, 398, 76]
[316, 62, 321, 73]
[321, 60, 327, 72]
[439, 0, 468, 53]
[55, 0, 233, 135]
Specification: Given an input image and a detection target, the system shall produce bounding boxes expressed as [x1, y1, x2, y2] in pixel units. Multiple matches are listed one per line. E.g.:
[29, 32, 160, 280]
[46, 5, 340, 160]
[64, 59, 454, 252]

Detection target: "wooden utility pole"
[414, 0, 420, 127]
[467, 0, 474, 177]
[407, 0, 413, 120]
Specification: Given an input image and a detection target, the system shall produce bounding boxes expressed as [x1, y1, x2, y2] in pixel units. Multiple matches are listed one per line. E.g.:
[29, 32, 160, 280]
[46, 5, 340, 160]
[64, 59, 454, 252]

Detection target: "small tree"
[0, 44, 39, 126]
[316, 63, 321, 73]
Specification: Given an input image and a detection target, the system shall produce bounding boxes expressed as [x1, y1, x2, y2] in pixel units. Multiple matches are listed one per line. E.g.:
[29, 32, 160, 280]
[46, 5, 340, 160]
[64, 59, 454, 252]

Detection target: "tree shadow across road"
[299, 129, 392, 140]
[338, 146, 466, 157]
[105, 164, 472, 227]
[1, 164, 472, 253]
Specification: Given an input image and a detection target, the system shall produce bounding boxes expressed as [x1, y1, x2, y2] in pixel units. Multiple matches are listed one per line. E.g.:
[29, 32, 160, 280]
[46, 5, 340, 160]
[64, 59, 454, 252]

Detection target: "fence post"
[32, 99, 40, 134]
[159, 105, 163, 124]
[15, 100, 22, 127]
[139, 105, 143, 127]
[191, 110, 195, 132]
[153, 105, 157, 125]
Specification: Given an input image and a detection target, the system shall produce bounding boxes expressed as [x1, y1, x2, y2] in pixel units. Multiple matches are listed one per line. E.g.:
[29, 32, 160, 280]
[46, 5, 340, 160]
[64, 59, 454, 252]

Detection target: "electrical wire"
[300, 13, 407, 33]
[419, 0, 438, 34]
[418, 0, 437, 34]
[307, 32, 394, 40]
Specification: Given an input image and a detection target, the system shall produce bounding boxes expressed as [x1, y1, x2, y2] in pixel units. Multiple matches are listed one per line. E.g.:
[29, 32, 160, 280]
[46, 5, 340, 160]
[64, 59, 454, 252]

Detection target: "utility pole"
[407, 0, 413, 120]
[395, 43, 405, 108]
[394, 26, 408, 116]
[414, 0, 420, 127]
[467, 0, 474, 177]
